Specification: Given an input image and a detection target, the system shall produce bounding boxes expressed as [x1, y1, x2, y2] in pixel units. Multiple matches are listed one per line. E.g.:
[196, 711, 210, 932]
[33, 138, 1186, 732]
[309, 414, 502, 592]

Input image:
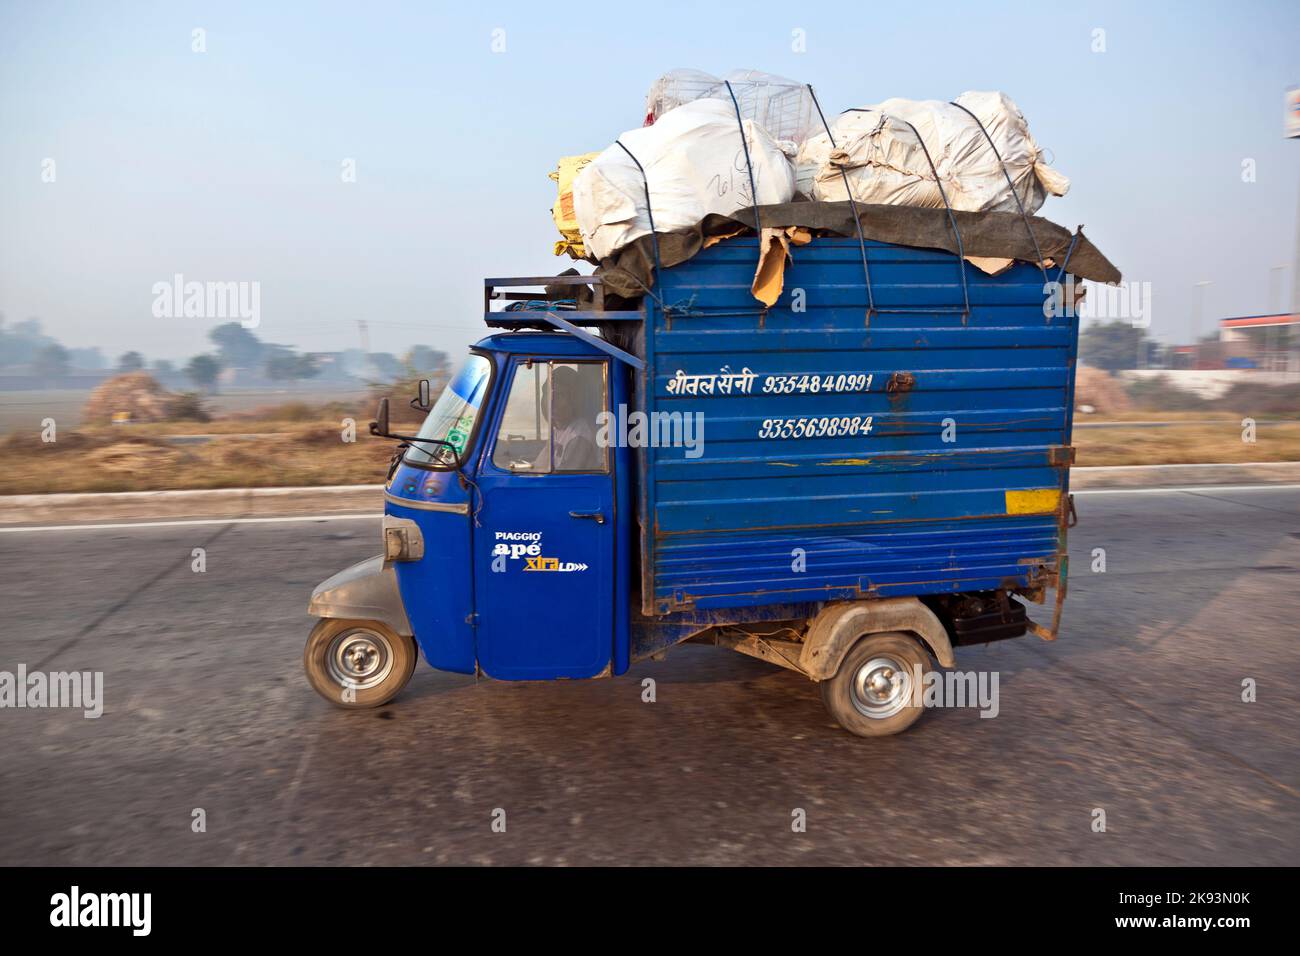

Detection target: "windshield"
[403, 353, 492, 467]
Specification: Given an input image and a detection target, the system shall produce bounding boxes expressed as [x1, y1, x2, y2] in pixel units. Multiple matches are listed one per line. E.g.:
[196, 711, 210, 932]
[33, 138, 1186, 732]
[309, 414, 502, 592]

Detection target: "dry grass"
[1, 403, 1298, 496]
[1073, 366, 1131, 415]
[0, 422, 395, 494]
[1074, 422, 1300, 466]
[0, 387, 436, 495]
[1080, 409, 1242, 422]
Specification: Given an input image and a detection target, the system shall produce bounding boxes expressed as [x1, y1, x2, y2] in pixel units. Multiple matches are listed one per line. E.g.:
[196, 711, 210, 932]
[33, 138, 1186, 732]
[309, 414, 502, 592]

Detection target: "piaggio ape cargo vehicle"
[306, 220, 1099, 736]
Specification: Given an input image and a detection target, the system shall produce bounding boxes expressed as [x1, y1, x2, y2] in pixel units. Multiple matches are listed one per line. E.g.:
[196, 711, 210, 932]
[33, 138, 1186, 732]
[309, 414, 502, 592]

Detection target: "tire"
[819, 631, 932, 737]
[304, 618, 418, 709]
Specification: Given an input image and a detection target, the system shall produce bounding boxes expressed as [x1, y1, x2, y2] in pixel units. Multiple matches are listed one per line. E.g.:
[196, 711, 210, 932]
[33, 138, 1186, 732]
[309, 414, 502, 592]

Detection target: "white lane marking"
[1, 483, 1297, 533]
[1073, 483, 1300, 496]
[0, 514, 380, 534]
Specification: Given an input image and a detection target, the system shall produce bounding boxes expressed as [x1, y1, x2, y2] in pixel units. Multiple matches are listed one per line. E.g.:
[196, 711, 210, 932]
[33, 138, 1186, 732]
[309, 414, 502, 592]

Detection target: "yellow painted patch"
[1005, 489, 1060, 515]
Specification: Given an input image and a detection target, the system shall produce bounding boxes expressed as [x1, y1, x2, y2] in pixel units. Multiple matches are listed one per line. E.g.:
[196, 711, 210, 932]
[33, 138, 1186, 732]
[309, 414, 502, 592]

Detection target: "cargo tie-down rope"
[808, 84, 877, 324]
[946, 99, 1049, 285]
[723, 79, 763, 239]
[1048, 229, 1083, 326]
[841, 108, 972, 323]
[618, 83, 767, 324]
[614, 139, 669, 317]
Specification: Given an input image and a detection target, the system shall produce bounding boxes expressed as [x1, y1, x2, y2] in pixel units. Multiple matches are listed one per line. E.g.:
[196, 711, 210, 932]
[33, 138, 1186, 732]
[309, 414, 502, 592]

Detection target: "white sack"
[795, 91, 1068, 214]
[573, 99, 796, 261]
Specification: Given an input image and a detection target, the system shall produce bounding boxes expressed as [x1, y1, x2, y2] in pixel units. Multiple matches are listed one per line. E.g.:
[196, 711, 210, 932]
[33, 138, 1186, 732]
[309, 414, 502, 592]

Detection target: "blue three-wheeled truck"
[305, 228, 1088, 736]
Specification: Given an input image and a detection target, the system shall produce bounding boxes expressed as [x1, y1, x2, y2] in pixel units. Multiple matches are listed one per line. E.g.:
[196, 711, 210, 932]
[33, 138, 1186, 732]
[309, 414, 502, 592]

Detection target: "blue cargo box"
[637, 236, 1076, 625]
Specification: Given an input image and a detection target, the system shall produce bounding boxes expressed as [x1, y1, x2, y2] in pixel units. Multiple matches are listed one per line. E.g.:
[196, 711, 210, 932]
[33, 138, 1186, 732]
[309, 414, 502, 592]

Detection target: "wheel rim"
[325, 627, 395, 691]
[850, 654, 913, 719]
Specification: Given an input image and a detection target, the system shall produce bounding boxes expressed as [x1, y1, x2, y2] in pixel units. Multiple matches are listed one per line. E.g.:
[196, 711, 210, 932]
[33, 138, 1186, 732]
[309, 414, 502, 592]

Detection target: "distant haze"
[2, 1, 1298, 365]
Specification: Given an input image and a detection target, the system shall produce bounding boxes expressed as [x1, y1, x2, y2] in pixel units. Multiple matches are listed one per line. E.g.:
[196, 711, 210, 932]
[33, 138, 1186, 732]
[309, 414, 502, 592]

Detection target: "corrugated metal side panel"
[642, 237, 1076, 615]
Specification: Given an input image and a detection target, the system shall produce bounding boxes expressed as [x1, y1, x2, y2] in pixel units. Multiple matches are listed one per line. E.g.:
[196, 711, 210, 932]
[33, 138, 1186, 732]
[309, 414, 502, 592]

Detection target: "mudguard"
[307, 555, 413, 636]
[800, 597, 956, 680]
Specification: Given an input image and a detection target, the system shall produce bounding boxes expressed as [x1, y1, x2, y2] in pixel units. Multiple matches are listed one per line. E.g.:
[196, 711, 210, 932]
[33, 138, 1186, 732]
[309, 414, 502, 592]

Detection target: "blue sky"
[1, 0, 1298, 362]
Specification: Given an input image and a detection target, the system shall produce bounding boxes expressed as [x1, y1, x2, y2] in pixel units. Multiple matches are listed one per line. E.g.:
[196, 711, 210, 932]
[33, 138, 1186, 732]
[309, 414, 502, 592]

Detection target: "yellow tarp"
[550, 152, 600, 259]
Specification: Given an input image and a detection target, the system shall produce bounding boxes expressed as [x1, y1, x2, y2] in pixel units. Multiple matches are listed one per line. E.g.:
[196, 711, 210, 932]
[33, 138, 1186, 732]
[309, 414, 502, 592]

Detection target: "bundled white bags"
[569, 84, 1066, 261]
[795, 91, 1069, 214]
[571, 98, 797, 261]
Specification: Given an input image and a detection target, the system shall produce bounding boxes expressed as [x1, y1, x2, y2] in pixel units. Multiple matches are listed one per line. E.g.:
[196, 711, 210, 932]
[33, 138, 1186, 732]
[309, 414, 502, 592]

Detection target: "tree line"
[3, 316, 447, 391]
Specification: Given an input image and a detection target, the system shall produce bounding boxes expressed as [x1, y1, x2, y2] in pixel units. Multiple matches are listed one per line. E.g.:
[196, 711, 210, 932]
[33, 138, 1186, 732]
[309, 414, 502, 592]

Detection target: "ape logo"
[495, 530, 588, 572]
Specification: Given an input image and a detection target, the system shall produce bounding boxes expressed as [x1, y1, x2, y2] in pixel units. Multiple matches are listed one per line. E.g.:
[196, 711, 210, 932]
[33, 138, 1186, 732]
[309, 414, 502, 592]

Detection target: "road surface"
[1, 486, 1297, 865]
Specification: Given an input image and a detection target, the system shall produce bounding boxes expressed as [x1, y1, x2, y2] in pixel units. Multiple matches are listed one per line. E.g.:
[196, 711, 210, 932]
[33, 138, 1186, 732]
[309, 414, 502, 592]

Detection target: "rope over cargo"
[808, 84, 876, 320]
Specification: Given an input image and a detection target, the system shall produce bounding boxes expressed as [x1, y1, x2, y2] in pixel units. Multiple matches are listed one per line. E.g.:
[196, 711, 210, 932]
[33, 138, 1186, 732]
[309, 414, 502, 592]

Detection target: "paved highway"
[1, 486, 1297, 865]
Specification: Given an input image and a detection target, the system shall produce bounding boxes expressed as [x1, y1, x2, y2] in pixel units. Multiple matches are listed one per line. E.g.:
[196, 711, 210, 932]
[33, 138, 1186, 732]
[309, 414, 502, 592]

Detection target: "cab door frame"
[470, 352, 627, 680]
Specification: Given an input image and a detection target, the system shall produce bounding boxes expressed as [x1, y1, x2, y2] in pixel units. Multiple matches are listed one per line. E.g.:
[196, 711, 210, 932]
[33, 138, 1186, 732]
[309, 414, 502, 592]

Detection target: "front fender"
[308, 555, 412, 636]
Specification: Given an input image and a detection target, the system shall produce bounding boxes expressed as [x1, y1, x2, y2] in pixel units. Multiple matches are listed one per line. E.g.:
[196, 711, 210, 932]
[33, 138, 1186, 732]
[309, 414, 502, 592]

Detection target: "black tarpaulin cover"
[588, 200, 1120, 304]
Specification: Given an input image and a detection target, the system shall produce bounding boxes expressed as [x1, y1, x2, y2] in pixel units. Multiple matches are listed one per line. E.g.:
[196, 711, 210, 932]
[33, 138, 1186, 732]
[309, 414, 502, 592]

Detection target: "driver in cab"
[536, 365, 601, 472]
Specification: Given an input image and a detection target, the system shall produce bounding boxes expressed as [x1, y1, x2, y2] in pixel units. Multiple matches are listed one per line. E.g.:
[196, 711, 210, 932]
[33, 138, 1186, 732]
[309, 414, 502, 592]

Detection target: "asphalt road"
[1, 486, 1297, 866]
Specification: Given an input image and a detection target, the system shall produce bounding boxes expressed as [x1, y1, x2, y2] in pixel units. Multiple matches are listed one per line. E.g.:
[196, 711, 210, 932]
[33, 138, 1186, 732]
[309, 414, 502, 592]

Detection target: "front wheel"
[304, 618, 418, 709]
[819, 632, 932, 737]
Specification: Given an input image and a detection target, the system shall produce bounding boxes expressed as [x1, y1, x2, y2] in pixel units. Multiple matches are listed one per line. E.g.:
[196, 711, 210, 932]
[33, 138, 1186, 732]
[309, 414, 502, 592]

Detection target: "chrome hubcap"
[850, 655, 913, 719]
[326, 628, 394, 691]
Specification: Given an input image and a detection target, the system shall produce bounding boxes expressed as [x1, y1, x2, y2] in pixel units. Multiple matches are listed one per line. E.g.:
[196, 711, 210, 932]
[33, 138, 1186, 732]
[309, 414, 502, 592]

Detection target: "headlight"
[382, 516, 425, 562]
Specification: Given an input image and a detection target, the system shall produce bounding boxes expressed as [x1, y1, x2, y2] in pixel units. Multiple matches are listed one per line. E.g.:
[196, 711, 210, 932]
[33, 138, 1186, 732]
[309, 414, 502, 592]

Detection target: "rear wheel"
[304, 618, 418, 709]
[819, 632, 932, 737]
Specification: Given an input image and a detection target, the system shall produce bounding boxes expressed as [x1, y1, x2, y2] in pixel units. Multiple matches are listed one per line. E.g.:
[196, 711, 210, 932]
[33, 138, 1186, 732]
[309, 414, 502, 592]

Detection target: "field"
[1, 385, 1298, 496]
[0, 386, 370, 435]
[1072, 417, 1300, 466]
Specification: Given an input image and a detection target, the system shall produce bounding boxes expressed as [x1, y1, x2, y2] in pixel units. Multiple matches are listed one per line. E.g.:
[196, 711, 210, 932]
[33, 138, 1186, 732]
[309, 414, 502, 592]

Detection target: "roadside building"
[1217, 313, 1300, 372]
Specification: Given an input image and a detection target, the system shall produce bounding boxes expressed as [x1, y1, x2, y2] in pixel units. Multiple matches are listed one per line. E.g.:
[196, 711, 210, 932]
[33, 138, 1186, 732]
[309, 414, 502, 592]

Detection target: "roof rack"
[484, 275, 642, 329]
[483, 275, 645, 370]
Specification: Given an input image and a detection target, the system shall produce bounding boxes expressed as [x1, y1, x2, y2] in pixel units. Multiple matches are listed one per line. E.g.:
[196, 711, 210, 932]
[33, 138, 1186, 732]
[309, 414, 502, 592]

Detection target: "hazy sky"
[1, 0, 1298, 364]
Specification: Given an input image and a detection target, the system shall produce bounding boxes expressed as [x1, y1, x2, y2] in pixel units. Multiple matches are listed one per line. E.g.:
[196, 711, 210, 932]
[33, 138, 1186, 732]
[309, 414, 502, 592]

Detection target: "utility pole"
[1193, 280, 1211, 343]
[1288, 86, 1300, 312]
[1293, 170, 1300, 314]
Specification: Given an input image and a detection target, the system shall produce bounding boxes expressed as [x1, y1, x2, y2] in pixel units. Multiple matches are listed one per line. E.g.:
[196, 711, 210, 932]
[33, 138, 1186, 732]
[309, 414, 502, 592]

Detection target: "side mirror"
[367, 396, 462, 473]
[370, 397, 390, 437]
[410, 379, 431, 411]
